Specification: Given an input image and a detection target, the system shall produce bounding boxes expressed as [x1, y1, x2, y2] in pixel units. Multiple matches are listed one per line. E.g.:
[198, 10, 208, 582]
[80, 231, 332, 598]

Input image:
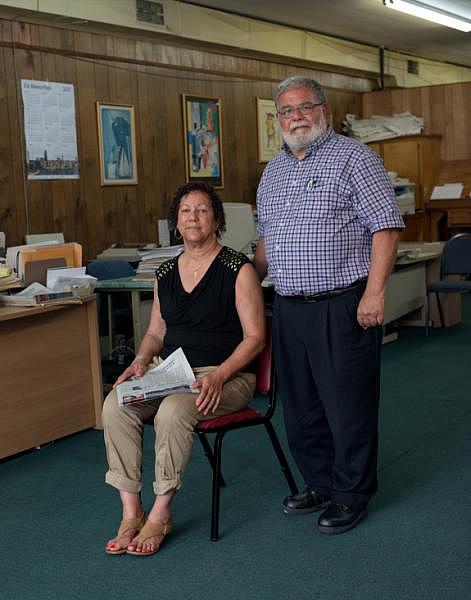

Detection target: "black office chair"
[425, 233, 471, 335]
[195, 317, 298, 541]
[86, 260, 135, 281]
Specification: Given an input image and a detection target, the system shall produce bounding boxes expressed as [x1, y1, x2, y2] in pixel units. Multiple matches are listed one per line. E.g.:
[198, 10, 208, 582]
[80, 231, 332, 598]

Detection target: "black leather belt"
[286, 279, 366, 303]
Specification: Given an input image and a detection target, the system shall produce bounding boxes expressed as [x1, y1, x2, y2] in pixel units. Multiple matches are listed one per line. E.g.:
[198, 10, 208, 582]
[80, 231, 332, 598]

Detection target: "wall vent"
[136, 0, 165, 26]
[407, 60, 419, 75]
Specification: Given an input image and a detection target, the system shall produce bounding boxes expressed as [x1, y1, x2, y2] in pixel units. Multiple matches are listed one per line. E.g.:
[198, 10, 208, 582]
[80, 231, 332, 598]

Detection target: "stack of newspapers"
[342, 112, 424, 143]
[135, 245, 184, 278]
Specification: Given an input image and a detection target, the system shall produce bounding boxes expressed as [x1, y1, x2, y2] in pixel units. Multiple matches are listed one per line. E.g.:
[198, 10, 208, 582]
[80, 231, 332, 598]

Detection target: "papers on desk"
[396, 243, 442, 263]
[0, 282, 82, 306]
[137, 245, 184, 259]
[46, 266, 97, 294]
[0, 263, 97, 304]
[430, 183, 464, 200]
[116, 347, 197, 407]
[135, 244, 184, 275]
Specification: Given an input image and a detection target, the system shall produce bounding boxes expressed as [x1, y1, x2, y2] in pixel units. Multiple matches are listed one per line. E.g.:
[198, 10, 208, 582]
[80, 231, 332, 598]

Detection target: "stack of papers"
[0, 282, 82, 307]
[46, 266, 96, 294]
[343, 112, 424, 143]
[135, 245, 184, 276]
[430, 183, 464, 200]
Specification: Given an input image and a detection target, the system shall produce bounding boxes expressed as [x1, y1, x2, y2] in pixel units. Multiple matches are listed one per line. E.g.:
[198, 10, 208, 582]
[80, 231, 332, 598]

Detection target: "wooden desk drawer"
[447, 209, 471, 227]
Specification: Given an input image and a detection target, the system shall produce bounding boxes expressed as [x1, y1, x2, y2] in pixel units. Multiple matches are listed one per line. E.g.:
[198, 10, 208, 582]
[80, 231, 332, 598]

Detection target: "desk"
[95, 277, 153, 354]
[426, 199, 471, 241]
[425, 159, 471, 240]
[385, 246, 440, 326]
[386, 242, 460, 327]
[0, 297, 103, 459]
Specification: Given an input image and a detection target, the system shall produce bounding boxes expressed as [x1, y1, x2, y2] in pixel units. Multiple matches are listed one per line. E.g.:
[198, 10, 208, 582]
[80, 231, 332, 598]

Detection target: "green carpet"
[2, 299, 471, 600]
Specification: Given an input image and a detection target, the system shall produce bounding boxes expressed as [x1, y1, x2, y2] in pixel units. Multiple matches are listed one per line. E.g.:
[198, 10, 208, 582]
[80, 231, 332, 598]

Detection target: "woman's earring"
[175, 229, 182, 240]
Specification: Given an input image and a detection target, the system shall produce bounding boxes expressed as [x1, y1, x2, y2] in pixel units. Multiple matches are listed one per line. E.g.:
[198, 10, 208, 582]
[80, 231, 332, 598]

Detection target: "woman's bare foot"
[105, 510, 146, 555]
[106, 527, 141, 554]
[126, 519, 172, 555]
[127, 504, 172, 555]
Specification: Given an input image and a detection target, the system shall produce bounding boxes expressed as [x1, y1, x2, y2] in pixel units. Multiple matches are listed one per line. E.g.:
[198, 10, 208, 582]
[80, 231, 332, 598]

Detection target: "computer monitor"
[220, 203, 256, 254]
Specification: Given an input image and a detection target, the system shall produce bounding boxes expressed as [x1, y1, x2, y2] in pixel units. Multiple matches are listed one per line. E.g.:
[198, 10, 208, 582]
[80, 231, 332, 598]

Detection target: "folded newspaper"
[116, 347, 197, 407]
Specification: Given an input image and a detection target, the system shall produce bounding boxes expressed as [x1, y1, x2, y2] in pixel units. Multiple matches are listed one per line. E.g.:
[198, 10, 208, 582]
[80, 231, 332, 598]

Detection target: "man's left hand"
[357, 292, 385, 328]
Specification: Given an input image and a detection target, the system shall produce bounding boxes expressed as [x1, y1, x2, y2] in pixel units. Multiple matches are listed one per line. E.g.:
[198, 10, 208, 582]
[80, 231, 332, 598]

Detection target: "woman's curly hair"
[168, 181, 226, 238]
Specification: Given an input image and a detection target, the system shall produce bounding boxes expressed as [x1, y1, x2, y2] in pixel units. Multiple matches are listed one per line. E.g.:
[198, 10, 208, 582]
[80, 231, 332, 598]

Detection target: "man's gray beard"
[282, 120, 327, 154]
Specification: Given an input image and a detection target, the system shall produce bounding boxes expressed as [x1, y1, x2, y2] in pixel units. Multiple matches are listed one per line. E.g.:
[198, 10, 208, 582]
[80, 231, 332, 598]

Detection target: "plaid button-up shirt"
[256, 128, 404, 296]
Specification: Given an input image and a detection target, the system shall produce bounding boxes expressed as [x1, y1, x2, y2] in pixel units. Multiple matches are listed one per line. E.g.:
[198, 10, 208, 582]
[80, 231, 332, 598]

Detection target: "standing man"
[254, 76, 404, 534]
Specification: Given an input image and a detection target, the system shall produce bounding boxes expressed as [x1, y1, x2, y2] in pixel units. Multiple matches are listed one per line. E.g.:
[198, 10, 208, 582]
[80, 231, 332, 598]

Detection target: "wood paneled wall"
[0, 19, 373, 260]
[362, 83, 471, 163]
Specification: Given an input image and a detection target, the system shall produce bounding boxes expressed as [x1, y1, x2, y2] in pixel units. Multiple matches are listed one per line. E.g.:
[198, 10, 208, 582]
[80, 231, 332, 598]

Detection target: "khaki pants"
[103, 366, 255, 496]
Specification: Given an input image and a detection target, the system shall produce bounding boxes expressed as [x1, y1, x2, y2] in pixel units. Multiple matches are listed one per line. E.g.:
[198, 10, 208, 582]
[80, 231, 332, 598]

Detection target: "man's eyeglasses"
[278, 102, 323, 119]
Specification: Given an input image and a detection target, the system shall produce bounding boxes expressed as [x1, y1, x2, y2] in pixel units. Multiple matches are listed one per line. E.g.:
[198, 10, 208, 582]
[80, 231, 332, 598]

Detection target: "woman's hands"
[191, 369, 226, 415]
[113, 356, 148, 388]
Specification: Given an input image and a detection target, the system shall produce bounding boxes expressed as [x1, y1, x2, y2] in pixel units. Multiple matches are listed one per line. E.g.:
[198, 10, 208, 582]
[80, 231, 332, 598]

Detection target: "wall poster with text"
[21, 79, 79, 180]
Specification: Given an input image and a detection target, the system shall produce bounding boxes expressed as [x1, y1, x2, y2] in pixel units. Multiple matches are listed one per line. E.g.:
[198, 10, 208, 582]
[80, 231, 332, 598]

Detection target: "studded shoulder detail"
[218, 246, 249, 273]
[156, 257, 176, 281]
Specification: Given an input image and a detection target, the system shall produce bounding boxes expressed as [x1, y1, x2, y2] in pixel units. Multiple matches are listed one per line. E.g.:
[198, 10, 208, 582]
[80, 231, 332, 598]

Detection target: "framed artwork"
[256, 97, 283, 163]
[96, 102, 138, 185]
[182, 94, 224, 188]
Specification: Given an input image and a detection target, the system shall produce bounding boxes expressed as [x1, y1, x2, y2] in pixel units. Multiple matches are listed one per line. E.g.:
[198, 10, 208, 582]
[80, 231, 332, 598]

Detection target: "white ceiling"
[181, 0, 471, 68]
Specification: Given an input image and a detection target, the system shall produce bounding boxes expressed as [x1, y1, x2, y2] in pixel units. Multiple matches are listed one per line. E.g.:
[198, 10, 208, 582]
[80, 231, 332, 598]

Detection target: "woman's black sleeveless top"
[156, 246, 251, 367]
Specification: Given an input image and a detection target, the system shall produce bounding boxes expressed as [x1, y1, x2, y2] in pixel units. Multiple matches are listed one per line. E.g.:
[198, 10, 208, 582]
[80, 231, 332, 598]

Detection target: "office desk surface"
[395, 242, 443, 267]
[95, 276, 154, 291]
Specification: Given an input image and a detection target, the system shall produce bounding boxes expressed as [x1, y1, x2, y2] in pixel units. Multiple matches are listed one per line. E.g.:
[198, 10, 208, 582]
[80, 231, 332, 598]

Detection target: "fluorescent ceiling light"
[383, 0, 471, 32]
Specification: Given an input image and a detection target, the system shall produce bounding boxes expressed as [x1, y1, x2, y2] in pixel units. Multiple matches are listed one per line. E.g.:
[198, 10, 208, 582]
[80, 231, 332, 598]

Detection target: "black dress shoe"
[282, 488, 331, 515]
[317, 503, 367, 534]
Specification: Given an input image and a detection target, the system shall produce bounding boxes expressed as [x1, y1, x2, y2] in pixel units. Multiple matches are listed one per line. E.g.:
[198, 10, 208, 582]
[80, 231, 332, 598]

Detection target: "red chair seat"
[195, 407, 262, 430]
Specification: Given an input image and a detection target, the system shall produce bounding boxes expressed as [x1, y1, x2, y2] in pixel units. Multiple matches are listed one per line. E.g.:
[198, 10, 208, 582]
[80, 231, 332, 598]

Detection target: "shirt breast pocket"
[299, 180, 352, 221]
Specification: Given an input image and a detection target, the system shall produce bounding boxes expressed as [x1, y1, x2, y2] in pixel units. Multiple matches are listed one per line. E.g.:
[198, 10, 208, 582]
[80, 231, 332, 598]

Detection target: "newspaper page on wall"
[116, 348, 197, 407]
[21, 79, 79, 180]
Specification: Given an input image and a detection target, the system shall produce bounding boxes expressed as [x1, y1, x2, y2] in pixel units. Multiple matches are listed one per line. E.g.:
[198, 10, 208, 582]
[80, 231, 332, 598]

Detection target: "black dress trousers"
[272, 286, 382, 509]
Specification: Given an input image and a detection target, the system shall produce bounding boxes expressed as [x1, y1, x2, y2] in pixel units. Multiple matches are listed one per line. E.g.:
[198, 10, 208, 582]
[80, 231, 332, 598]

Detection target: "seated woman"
[103, 181, 265, 556]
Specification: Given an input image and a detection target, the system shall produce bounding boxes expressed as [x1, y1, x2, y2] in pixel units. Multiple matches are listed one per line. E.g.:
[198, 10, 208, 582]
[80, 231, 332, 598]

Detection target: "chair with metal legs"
[195, 317, 298, 541]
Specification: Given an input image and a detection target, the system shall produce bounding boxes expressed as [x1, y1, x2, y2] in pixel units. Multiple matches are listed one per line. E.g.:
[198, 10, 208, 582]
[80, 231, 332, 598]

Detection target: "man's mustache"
[289, 122, 310, 132]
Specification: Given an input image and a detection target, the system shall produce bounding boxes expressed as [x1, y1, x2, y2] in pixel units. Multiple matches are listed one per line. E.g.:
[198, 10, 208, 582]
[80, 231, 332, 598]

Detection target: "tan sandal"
[126, 519, 172, 556]
[105, 511, 146, 555]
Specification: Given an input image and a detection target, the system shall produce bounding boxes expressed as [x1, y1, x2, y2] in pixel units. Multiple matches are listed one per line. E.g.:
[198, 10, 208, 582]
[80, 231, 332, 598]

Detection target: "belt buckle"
[303, 294, 318, 303]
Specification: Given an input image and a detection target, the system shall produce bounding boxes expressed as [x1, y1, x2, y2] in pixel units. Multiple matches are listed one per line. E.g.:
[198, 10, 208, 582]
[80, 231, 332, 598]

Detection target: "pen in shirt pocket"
[306, 177, 317, 191]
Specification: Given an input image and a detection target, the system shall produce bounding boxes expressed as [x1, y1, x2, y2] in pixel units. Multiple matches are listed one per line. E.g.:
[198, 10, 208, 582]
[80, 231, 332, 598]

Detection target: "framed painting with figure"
[182, 94, 224, 188]
[256, 98, 283, 163]
[96, 102, 138, 185]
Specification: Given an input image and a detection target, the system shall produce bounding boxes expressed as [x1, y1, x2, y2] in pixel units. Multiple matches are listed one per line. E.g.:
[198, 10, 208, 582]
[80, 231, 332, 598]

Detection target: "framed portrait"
[256, 97, 283, 163]
[96, 102, 138, 185]
[182, 94, 224, 188]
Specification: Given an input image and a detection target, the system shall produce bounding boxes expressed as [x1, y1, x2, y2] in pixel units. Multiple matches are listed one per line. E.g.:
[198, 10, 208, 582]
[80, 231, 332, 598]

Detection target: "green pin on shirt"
[306, 177, 316, 191]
